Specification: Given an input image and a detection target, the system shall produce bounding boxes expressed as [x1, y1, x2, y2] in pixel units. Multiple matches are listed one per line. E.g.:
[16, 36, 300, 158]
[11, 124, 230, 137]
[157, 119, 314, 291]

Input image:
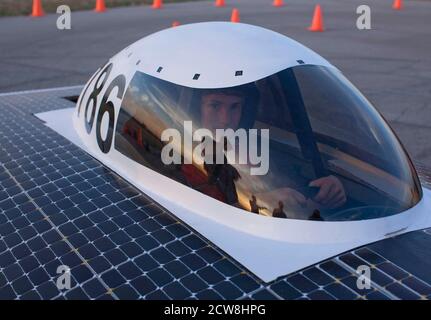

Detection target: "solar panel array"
[0, 87, 430, 300]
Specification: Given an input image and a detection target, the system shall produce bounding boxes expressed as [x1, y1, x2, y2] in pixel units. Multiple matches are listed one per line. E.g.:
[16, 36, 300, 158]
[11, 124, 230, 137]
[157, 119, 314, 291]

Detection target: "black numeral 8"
[84, 63, 113, 134]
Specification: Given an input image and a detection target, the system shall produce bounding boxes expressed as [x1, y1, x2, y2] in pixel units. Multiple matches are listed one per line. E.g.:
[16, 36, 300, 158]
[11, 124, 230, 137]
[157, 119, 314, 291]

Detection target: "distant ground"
[0, 0, 203, 17]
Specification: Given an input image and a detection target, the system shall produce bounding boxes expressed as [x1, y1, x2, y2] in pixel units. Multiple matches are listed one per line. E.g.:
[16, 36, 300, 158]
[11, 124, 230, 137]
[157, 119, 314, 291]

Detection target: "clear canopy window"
[114, 65, 422, 221]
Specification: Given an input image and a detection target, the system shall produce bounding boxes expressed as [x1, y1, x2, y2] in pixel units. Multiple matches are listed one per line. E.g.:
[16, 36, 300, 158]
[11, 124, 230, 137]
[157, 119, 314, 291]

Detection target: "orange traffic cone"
[215, 0, 225, 7]
[308, 4, 324, 32]
[172, 21, 180, 27]
[31, 0, 44, 17]
[392, 0, 403, 10]
[152, 0, 163, 9]
[230, 8, 240, 23]
[94, 0, 106, 13]
[273, 0, 284, 7]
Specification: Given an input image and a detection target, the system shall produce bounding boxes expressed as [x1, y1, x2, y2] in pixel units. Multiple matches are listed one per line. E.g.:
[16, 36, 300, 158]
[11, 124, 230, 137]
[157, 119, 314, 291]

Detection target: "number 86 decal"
[78, 62, 126, 154]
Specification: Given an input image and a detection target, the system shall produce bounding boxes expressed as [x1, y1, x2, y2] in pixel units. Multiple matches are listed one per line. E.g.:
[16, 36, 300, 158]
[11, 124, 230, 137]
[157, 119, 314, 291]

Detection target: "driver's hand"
[309, 175, 346, 209]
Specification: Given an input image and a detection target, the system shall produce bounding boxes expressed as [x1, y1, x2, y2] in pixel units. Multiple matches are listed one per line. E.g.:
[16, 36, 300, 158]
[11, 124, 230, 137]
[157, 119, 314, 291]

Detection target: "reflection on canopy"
[114, 65, 422, 221]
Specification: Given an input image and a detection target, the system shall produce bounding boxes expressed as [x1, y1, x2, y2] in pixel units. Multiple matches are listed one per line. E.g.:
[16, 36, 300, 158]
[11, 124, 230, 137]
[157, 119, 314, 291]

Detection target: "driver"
[182, 84, 346, 217]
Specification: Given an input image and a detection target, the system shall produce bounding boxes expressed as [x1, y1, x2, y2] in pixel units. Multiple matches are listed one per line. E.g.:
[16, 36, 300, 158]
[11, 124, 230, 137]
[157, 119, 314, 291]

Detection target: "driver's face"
[201, 93, 244, 131]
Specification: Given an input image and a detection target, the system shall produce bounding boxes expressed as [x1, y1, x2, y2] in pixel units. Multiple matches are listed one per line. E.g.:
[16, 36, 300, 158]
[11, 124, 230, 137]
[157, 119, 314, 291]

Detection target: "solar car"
[72, 22, 431, 282]
[2, 22, 431, 300]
